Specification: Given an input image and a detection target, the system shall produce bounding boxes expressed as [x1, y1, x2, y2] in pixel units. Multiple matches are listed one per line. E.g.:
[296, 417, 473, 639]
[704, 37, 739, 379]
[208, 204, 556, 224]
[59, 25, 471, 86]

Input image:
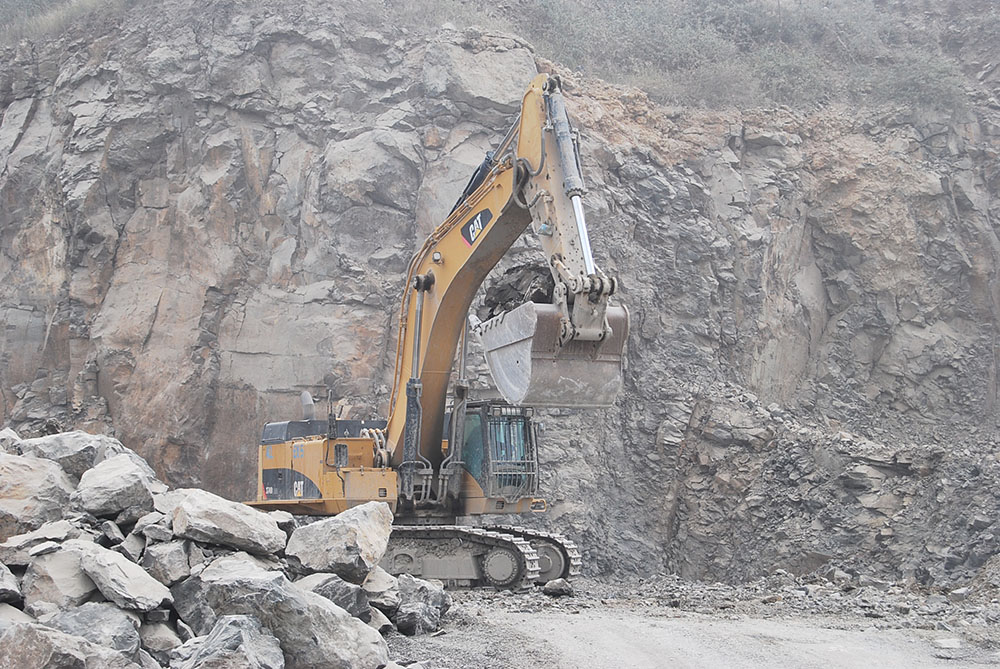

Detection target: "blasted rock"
[0, 428, 22, 455]
[171, 489, 285, 555]
[0, 453, 75, 542]
[367, 606, 393, 635]
[142, 540, 191, 585]
[173, 615, 284, 669]
[543, 578, 574, 597]
[20, 547, 98, 611]
[171, 555, 388, 669]
[71, 453, 156, 518]
[285, 501, 392, 582]
[70, 539, 173, 611]
[19, 431, 126, 481]
[0, 602, 33, 633]
[0, 623, 140, 669]
[392, 574, 451, 636]
[296, 572, 370, 620]
[0, 562, 20, 603]
[47, 601, 141, 654]
[362, 566, 401, 615]
[139, 622, 182, 664]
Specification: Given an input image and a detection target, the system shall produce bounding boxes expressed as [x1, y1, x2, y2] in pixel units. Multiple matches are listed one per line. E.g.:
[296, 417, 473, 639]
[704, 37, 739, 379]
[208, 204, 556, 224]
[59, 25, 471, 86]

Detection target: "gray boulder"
[362, 566, 400, 616]
[542, 577, 574, 597]
[0, 562, 20, 603]
[0, 428, 22, 455]
[139, 622, 183, 665]
[367, 607, 394, 635]
[71, 453, 157, 518]
[20, 547, 99, 611]
[173, 615, 284, 669]
[171, 555, 388, 669]
[18, 431, 126, 481]
[0, 520, 79, 566]
[0, 622, 140, 669]
[47, 601, 141, 654]
[0, 453, 75, 542]
[116, 532, 146, 563]
[69, 539, 173, 611]
[142, 541, 191, 585]
[295, 572, 370, 620]
[171, 489, 285, 555]
[0, 602, 33, 634]
[285, 502, 392, 582]
[391, 574, 451, 636]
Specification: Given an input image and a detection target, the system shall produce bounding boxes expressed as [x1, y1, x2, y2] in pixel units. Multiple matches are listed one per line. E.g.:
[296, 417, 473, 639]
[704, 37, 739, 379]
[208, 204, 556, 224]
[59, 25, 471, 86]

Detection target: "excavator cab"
[460, 402, 539, 503]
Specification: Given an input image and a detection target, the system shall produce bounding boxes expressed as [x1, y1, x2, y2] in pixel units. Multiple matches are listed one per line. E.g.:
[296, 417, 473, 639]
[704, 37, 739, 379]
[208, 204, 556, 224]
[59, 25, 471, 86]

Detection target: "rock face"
[0, 0, 999, 589]
[172, 489, 286, 556]
[172, 556, 389, 669]
[0, 454, 74, 542]
[285, 502, 392, 582]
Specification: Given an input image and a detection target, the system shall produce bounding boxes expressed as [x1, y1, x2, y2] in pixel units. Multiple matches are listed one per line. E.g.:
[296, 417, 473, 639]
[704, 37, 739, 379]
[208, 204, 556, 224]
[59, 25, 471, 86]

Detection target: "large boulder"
[0, 428, 22, 455]
[71, 454, 157, 518]
[172, 555, 388, 669]
[139, 622, 183, 664]
[0, 454, 75, 542]
[295, 573, 370, 620]
[20, 547, 99, 611]
[46, 601, 141, 655]
[362, 566, 400, 616]
[68, 540, 172, 611]
[171, 489, 285, 555]
[0, 562, 19, 603]
[0, 602, 33, 634]
[391, 574, 451, 636]
[172, 615, 284, 669]
[285, 502, 392, 583]
[0, 623, 140, 669]
[0, 520, 79, 567]
[141, 540, 191, 585]
[18, 431, 128, 481]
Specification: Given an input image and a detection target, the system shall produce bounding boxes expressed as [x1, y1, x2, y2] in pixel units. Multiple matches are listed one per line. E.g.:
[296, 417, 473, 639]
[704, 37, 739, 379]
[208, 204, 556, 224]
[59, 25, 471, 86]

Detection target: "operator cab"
[460, 401, 539, 501]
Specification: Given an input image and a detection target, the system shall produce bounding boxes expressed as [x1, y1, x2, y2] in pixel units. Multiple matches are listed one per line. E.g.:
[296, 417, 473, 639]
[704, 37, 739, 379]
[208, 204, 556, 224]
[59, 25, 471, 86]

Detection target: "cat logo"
[461, 209, 494, 247]
[293, 480, 304, 498]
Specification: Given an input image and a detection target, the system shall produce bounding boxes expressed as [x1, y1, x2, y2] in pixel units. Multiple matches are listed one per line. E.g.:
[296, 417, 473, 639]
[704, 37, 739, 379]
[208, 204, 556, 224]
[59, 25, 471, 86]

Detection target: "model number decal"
[461, 209, 493, 247]
[292, 443, 305, 459]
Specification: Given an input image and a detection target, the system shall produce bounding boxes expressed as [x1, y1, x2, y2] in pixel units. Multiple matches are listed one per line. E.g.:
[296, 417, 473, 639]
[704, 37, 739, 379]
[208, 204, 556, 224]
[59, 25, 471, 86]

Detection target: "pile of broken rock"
[0, 428, 450, 668]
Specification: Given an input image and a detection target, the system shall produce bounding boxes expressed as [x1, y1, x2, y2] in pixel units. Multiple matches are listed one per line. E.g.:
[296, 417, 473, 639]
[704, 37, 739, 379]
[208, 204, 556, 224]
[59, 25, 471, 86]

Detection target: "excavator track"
[383, 525, 541, 591]
[482, 525, 582, 583]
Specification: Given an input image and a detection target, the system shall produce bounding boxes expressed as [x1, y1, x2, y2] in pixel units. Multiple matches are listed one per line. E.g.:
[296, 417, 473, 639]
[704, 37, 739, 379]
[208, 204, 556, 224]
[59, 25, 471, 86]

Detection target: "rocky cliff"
[2, 0, 998, 586]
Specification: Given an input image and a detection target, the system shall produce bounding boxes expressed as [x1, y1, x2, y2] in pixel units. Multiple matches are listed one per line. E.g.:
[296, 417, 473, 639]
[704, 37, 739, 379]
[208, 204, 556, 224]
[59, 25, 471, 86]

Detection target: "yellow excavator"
[249, 74, 629, 589]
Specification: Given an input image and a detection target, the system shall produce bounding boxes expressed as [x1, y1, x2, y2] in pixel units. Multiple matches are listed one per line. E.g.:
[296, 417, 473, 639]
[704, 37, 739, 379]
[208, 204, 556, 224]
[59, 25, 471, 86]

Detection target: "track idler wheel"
[480, 546, 522, 588]
[534, 542, 568, 584]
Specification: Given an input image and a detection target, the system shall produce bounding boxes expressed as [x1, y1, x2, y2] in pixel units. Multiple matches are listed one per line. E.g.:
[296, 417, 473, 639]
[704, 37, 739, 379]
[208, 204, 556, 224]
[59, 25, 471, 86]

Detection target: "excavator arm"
[384, 74, 629, 502]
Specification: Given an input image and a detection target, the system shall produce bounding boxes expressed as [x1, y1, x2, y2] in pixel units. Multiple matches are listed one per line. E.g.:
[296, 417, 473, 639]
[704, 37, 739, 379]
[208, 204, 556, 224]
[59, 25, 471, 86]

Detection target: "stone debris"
[285, 501, 393, 582]
[172, 489, 286, 556]
[542, 578, 574, 597]
[19, 431, 127, 482]
[0, 623, 140, 669]
[72, 539, 173, 611]
[392, 574, 452, 636]
[0, 428, 412, 667]
[363, 565, 402, 616]
[295, 572, 371, 620]
[0, 454, 75, 542]
[0, 562, 20, 603]
[170, 614, 284, 669]
[47, 601, 141, 654]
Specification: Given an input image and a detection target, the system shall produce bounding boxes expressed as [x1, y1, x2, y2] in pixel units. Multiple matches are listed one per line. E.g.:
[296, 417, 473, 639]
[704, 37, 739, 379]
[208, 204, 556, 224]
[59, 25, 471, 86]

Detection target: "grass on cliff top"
[383, 0, 976, 111]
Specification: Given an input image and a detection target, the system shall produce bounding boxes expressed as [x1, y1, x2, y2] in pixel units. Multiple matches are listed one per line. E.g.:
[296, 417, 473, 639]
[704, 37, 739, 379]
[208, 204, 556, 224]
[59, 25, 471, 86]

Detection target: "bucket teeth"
[475, 302, 629, 408]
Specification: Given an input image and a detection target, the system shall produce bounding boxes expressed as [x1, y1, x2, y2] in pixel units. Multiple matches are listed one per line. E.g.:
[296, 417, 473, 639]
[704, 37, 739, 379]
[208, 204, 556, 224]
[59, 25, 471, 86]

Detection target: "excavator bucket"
[475, 302, 629, 408]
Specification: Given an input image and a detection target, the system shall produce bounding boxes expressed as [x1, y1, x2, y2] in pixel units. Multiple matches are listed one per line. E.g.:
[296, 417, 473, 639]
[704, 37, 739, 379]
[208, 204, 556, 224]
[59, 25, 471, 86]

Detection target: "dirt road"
[388, 589, 1000, 669]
